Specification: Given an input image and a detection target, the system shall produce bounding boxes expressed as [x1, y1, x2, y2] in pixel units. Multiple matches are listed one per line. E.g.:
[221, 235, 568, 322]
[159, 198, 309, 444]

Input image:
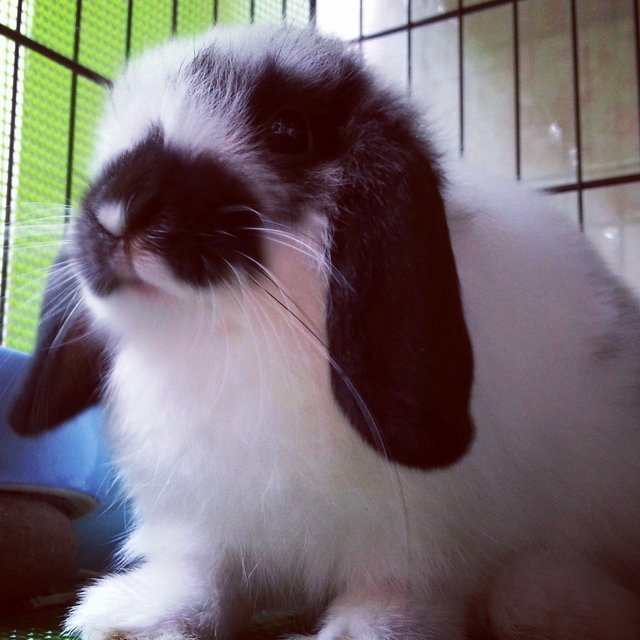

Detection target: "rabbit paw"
[64, 562, 215, 640]
[294, 591, 465, 640]
[486, 550, 640, 640]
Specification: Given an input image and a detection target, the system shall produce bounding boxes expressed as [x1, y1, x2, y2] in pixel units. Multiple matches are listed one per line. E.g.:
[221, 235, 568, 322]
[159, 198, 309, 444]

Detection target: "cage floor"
[0, 605, 68, 640]
[0, 604, 313, 640]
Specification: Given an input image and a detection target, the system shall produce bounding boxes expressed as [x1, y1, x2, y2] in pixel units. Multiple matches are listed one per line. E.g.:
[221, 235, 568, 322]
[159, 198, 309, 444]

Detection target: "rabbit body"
[68, 168, 640, 640]
[13, 26, 640, 639]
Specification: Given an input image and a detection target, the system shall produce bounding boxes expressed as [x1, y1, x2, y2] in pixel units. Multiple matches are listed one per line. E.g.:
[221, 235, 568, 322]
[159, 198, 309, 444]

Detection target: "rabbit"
[9, 24, 640, 640]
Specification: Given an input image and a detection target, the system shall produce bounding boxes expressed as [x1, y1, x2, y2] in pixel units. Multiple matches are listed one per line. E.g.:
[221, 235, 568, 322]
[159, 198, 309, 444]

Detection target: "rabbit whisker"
[224, 259, 275, 430]
[237, 251, 391, 468]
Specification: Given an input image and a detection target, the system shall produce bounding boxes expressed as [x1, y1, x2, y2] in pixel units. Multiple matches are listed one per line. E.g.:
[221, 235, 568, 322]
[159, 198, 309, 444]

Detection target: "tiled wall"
[317, 0, 640, 295]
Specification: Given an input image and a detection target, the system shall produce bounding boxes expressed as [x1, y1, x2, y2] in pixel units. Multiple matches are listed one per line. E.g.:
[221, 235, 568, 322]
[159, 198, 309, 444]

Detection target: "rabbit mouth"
[72, 228, 164, 298]
[102, 248, 163, 297]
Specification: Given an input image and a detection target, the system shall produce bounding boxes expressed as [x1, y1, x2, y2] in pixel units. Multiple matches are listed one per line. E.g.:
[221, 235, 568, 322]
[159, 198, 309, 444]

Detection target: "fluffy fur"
[10, 25, 640, 639]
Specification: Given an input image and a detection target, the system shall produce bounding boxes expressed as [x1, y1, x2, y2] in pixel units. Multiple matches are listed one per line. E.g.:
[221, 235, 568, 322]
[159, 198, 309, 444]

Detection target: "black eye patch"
[246, 61, 363, 164]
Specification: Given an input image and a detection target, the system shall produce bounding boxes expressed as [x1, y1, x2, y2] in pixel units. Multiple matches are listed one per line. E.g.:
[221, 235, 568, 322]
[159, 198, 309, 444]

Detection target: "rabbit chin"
[80, 212, 330, 356]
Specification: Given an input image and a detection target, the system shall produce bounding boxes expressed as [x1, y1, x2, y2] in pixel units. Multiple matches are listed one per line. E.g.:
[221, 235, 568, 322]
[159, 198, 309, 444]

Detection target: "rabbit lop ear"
[327, 98, 474, 469]
[9, 247, 106, 435]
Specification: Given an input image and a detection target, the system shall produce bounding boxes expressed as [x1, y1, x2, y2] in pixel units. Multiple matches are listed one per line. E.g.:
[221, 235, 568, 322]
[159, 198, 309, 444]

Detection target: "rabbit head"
[10, 26, 474, 469]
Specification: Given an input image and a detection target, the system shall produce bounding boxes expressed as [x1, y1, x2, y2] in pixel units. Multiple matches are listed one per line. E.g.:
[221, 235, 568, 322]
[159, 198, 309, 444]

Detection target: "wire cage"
[1, 0, 639, 352]
[322, 0, 640, 293]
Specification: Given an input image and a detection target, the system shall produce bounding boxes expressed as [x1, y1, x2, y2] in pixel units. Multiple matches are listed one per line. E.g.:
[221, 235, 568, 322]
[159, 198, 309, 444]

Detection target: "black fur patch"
[326, 91, 475, 469]
[78, 130, 264, 295]
[246, 57, 363, 163]
[9, 249, 107, 434]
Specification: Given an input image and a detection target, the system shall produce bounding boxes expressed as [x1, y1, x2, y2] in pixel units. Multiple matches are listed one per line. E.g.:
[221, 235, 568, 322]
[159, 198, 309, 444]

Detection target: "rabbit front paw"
[298, 590, 465, 640]
[64, 562, 215, 640]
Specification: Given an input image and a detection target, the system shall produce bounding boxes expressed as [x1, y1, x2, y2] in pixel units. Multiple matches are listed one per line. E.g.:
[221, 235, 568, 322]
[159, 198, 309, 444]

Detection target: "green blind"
[0, 0, 310, 352]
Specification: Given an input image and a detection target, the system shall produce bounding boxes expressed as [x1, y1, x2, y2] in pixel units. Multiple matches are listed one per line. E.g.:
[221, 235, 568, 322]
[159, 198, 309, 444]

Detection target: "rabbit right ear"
[9, 248, 107, 435]
[326, 91, 474, 470]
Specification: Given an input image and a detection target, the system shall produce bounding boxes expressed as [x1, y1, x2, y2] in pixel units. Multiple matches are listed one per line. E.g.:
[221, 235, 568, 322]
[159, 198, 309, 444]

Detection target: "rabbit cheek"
[260, 213, 330, 332]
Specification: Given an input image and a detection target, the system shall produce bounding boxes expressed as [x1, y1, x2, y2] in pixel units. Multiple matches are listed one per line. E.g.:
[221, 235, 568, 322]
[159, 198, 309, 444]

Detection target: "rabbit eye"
[265, 107, 311, 155]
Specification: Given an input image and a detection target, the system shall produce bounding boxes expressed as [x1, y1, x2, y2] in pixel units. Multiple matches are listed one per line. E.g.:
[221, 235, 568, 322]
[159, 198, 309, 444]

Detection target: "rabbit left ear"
[327, 102, 474, 469]
[9, 248, 107, 435]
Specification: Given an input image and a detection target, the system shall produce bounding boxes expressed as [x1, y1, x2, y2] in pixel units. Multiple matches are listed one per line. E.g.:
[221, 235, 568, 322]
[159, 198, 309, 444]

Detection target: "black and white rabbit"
[10, 25, 640, 640]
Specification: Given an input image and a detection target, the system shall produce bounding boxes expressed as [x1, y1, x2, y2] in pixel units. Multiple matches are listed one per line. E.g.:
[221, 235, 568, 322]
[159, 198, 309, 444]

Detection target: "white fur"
[65, 26, 640, 640]
[95, 202, 125, 236]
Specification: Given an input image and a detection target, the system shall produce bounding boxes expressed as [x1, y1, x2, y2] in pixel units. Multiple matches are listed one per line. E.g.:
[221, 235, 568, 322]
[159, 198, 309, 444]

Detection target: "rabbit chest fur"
[10, 25, 640, 640]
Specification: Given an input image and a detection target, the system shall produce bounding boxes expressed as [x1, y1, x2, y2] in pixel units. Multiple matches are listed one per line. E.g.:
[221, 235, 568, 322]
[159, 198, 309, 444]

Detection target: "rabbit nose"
[109, 239, 135, 279]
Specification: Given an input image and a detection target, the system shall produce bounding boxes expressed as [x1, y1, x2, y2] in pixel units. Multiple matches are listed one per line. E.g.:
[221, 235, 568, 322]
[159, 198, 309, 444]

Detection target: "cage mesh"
[5, 48, 70, 350]
[77, 3, 129, 79]
[129, 1, 175, 59]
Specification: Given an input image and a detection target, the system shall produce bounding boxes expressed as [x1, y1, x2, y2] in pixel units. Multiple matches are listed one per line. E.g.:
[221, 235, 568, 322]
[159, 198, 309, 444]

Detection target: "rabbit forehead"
[93, 26, 355, 175]
[93, 38, 248, 172]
